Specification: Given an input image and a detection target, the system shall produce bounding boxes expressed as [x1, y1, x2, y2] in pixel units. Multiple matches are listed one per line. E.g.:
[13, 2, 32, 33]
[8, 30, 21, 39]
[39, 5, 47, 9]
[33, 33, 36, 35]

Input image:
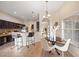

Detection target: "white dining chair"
[42, 39, 55, 54]
[54, 39, 71, 56]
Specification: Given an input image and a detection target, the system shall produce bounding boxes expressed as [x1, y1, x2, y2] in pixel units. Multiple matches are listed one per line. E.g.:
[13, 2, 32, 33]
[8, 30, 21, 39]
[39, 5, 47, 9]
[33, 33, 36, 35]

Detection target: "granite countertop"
[0, 32, 12, 37]
[0, 33, 11, 37]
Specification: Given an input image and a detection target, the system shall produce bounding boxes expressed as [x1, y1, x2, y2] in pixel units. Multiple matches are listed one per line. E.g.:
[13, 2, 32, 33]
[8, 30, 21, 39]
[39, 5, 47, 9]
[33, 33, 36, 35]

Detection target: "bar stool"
[27, 32, 35, 48]
[16, 34, 23, 50]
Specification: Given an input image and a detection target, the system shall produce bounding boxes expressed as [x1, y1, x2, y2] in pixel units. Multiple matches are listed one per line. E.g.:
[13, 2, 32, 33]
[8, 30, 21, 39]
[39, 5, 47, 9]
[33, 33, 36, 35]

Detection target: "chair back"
[63, 39, 71, 51]
[42, 39, 51, 51]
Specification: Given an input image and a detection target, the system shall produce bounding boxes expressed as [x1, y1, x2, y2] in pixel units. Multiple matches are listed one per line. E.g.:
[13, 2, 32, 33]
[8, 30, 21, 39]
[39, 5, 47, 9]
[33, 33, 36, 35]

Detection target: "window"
[62, 19, 79, 47]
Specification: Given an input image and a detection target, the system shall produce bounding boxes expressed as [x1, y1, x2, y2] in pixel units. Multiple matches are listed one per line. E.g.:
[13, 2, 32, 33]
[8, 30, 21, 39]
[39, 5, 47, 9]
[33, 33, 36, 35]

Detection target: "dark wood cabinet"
[36, 21, 39, 31]
[0, 20, 2, 28]
[0, 35, 13, 46]
[0, 19, 25, 29]
[7, 35, 14, 42]
[0, 37, 5, 46]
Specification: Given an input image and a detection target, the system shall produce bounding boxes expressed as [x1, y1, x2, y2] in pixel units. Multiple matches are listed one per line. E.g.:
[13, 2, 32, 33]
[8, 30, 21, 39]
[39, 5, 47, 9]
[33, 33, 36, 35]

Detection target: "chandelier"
[43, 1, 51, 20]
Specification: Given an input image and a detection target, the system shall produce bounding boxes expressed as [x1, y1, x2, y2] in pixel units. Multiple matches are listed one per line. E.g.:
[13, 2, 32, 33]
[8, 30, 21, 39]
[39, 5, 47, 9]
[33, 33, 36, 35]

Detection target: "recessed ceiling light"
[33, 16, 35, 17]
[48, 14, 51, 17]
[14, 11, 16, 14]
[43, 16, 45, 18]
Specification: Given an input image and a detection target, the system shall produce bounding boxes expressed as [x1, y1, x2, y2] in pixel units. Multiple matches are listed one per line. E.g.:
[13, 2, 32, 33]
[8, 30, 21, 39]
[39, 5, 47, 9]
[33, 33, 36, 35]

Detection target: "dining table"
[45, 36, 65, 55]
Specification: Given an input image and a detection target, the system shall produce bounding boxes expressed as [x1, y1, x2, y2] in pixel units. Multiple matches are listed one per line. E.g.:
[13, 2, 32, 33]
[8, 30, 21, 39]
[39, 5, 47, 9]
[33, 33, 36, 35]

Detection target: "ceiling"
[0, 1, 65, 21]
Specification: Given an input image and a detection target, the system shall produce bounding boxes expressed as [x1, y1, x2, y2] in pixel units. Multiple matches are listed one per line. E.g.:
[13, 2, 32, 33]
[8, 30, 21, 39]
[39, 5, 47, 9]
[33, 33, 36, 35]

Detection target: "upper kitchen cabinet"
[0, 19, 25, 29]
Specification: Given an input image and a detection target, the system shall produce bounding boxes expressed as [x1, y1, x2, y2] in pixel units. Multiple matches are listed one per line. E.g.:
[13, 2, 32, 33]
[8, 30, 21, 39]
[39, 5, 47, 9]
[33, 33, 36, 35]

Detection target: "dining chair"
[54, 39, 71, 56]
[42, 39, 55, 54]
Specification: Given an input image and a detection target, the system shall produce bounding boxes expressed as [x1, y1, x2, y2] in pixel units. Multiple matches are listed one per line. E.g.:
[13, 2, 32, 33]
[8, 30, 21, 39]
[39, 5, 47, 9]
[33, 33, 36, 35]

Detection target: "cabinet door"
[3, 21, 6, 28]
[6, 35, 13, 42]
[0, 21, 2, 28]
[5, 21, 8, 28]
[1, 21, 4, 29]
[0, 38, 1, 45]
[0, 37, 4, 46]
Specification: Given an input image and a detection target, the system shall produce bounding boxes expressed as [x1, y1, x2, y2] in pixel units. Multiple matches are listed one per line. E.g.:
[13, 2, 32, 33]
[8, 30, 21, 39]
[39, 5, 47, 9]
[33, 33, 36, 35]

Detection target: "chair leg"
[62, 51, 64, 57]
[55, 48, 60, 55]
[49, 51, 51, 54]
